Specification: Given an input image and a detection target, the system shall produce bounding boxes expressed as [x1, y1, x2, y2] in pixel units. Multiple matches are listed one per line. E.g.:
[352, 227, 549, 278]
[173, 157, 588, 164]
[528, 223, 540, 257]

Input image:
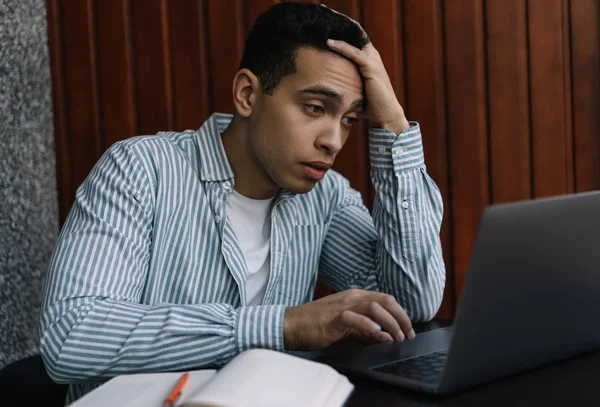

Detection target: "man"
[39, 2, 445, 402]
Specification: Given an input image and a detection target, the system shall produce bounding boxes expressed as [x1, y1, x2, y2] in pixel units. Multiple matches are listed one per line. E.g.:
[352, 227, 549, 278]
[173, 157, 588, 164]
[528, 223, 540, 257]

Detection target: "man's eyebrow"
[300, 85, 343, 102]
[300, 85, 364, 110]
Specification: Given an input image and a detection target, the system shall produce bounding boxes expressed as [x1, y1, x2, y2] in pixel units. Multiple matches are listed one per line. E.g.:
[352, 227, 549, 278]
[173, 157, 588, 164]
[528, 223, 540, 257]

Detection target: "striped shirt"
[39, 113, 445, 402]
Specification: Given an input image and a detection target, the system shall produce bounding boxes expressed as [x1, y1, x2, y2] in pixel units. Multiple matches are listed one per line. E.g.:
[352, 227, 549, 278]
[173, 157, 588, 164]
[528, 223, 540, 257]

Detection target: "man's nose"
[315, 125, 344, 155]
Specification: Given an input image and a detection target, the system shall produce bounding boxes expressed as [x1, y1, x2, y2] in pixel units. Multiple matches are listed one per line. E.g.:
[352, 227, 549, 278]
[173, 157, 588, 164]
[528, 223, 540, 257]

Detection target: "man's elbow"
[406, 285, 444, 323]
[409, 304, 439, 323]
[419, 299, 442, 323]
[40, 342, 74, 384]
[415, 256, 446, 322]
[39, 325, 93, 384]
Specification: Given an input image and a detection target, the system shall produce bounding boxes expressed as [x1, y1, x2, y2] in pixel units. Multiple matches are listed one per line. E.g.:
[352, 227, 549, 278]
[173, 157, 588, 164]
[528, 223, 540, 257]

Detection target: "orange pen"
[163, 371, 189, 407]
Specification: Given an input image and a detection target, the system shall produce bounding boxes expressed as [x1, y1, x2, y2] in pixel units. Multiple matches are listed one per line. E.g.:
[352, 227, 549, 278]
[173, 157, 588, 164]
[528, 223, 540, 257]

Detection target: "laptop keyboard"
[372, 350, 448, 383]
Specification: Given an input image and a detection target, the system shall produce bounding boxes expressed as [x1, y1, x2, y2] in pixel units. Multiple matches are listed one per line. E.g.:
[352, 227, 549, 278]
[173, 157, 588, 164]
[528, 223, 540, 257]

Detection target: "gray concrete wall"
[0, 0, 58, 369]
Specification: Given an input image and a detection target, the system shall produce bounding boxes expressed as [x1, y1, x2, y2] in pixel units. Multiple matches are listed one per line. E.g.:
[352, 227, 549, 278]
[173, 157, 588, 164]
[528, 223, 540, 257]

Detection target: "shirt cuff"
[369, 121, 425, 171]
[235, 304, 286, 353]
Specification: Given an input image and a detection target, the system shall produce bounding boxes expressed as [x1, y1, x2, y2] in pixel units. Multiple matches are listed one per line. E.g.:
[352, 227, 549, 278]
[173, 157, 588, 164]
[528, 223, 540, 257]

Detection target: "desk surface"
[323, 319, 600, 406]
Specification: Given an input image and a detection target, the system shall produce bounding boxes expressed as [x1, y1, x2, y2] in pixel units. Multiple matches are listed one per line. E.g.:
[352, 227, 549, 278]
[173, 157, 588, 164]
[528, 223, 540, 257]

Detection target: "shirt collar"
[196, 113, 236, 182]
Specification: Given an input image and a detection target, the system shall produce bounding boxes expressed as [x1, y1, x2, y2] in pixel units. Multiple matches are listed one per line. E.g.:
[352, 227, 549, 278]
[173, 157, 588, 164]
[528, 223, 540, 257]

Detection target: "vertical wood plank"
[562, 0, 574, 194]
[444, 0, 489, 301]
[528, 0, 572, 198]
[96, 0, 138, 147]
[486, 0, 531, 203]
[361, 0, 405, 105]
[207, 0, 247, 114]
[47, 0, 70, 225]
[131, 0, 173, 133]
[404, 0, 454, 317]
[168, 0, 212, 130]
[60, 0, 103, 213]
[570, 0, 600, 192]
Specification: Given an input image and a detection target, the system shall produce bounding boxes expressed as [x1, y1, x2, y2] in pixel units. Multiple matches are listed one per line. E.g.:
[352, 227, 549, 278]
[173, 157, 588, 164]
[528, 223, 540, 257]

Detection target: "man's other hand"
[283, 289, 416, 350]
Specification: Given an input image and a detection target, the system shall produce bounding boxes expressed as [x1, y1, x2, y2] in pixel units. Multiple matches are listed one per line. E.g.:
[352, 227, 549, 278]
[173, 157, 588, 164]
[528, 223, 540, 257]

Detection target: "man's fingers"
[338, 309, 382, 335]
[337, 313, 395, 344]
[352, 329, 394, 344]
[326, 39, 369, 66]
[376, 294, 415, 340]
[326, 40, 382, 79]
[352, 301, 407, 342]
[344, 290, 415, 340]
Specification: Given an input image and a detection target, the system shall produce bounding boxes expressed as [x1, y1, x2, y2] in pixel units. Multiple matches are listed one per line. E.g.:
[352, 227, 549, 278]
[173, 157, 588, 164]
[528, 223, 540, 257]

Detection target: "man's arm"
[318, 123, 446, 321]
[39, 142, 285, 383]
[320, 36, 445, 319]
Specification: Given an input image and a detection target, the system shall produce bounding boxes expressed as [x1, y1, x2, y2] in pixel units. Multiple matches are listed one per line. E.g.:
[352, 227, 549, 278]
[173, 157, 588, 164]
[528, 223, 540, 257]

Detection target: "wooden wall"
[47, 0, 600, 317]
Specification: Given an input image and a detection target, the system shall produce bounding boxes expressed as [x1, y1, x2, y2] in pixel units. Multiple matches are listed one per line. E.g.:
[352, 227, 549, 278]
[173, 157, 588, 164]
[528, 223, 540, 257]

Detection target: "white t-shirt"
[226, 190, 274, 306]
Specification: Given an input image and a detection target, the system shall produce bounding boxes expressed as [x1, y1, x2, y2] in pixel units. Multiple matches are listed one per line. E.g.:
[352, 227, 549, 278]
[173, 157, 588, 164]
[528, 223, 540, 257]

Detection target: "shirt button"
[378, 146, 385, 154]
[215, 215, 221, 223]
[402, 201, 409, 209]
[223, 181, 231, 191]
[394, 147, 404, 155]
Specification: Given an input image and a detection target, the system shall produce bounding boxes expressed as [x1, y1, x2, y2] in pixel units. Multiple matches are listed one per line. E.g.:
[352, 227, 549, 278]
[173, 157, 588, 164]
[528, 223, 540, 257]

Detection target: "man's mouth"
[302, 161, 332, 181]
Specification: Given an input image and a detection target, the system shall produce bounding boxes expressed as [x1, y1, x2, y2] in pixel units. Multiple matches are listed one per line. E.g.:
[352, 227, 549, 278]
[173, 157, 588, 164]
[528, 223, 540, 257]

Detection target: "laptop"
[319, 191, 600, 395]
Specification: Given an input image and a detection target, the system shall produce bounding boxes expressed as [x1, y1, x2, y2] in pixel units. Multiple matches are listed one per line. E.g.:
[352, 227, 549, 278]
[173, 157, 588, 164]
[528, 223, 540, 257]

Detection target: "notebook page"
[70, 370, 217, 407]
[183, 349, 350, 407]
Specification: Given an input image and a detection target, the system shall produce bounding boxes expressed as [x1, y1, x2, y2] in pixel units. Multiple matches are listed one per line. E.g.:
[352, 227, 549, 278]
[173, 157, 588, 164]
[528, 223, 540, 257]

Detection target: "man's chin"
[281, 179, 319, 195]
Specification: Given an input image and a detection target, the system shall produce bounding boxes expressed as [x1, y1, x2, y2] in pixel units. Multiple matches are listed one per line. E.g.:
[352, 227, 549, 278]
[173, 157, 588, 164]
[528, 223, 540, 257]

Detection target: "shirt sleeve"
[38, 142, 285, 384]
[318, 122, 446, 322]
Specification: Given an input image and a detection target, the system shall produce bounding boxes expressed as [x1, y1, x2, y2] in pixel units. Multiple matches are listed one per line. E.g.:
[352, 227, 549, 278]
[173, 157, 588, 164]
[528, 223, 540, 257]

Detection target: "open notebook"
[70, 349, 354, 407]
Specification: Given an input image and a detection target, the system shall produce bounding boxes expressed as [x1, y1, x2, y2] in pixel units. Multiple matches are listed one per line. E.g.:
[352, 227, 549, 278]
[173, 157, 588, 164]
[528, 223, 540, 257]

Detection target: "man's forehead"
[290, 46, 364, 101]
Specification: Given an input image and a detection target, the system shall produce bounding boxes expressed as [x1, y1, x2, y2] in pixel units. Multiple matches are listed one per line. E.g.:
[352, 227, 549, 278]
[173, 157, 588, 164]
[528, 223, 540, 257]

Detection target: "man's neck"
[221, 116, 280, 199]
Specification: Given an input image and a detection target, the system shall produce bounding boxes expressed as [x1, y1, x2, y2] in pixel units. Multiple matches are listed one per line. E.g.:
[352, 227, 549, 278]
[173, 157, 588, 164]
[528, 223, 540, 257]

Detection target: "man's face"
[248, 46, 363, 195]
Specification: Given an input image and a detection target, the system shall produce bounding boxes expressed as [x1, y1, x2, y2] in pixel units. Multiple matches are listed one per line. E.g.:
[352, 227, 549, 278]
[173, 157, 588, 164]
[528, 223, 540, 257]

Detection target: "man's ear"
[232, 69, 261, 118]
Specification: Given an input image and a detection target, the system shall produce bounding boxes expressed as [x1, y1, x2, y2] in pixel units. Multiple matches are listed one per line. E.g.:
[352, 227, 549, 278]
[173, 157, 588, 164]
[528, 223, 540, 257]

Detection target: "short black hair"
[239, 2, 369, 95]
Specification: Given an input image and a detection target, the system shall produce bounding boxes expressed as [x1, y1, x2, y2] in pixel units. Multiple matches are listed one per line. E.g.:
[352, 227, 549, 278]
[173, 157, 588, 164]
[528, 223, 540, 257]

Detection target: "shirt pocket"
[275, 224, 325, 305]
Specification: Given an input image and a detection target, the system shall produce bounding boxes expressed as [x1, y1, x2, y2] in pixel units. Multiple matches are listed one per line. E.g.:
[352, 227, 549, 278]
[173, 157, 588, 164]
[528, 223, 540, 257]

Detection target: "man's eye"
[305, 104, 325, 115]
[343, 117, 359, 126]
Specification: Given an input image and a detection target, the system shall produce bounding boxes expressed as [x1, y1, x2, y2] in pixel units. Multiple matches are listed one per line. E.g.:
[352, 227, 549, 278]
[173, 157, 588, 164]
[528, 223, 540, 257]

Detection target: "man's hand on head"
[322, 7, 410, 135]
[283, 288, 416, 350]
